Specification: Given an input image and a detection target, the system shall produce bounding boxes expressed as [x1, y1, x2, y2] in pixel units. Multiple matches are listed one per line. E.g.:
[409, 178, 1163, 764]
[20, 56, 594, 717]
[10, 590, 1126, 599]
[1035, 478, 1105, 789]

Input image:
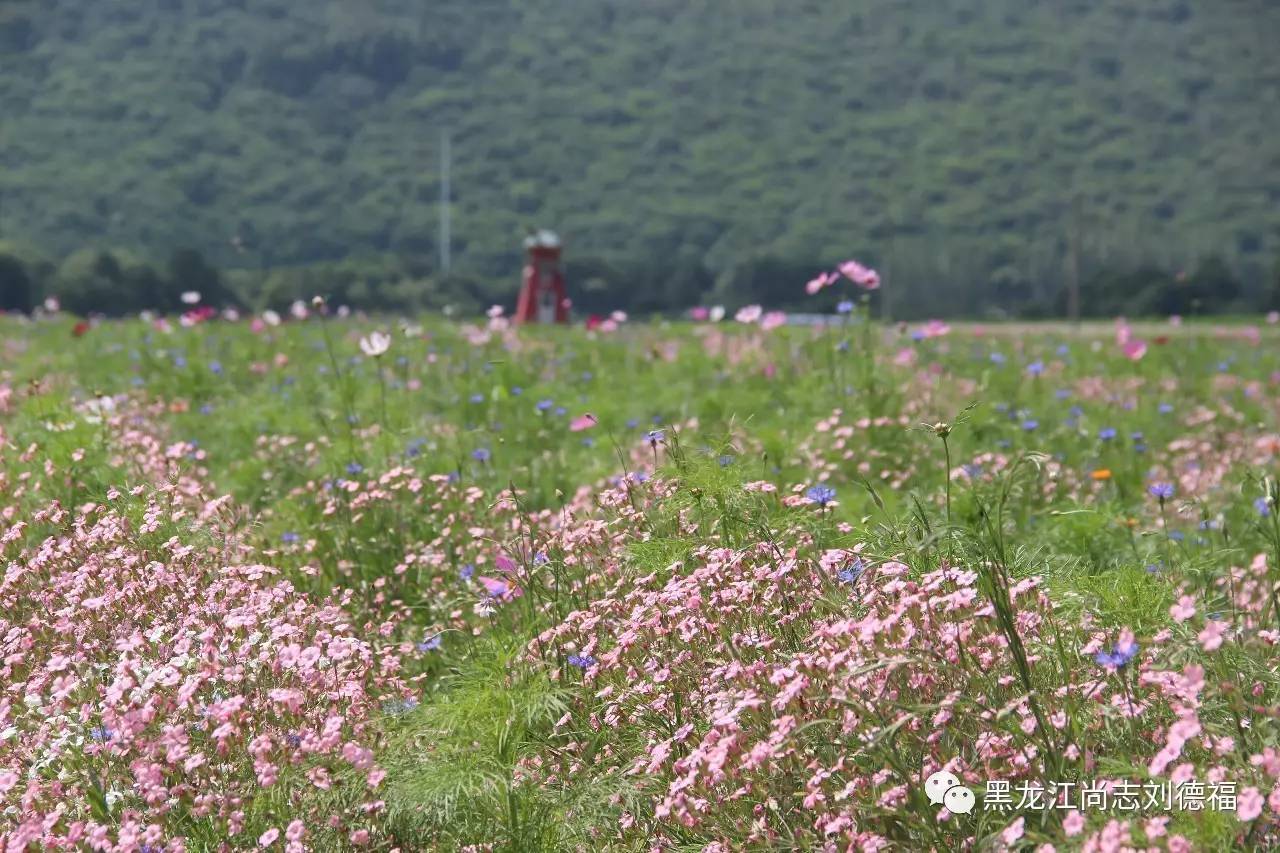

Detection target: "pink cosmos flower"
[735, 305, 763, 324]
[1170, 595, 1196, 622]
[1198, 620, 1228, 651]
[838, 259, 880, 290]
[919, 319, 951, 339]
[689, 306, 710, 321]
[760, 311, 787, 331]
[1122, 339, 1148, 361]
[1000, 817, 1025, 845]
[805, 271, 837, 295]
[570, 413, 597, 432]
[1237, 786, 1264, 821]
[1062, 810, 1085, 836]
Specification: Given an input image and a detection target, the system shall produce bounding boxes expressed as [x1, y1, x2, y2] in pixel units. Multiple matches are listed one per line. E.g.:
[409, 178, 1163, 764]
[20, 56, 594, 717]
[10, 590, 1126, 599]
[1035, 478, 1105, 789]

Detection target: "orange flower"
[1091, 469, 1112, 481]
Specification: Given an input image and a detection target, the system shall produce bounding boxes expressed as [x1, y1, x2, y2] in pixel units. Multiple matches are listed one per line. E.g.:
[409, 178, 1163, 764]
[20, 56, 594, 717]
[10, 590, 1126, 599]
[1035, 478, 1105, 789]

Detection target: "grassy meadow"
[4, 301, 1280, 851]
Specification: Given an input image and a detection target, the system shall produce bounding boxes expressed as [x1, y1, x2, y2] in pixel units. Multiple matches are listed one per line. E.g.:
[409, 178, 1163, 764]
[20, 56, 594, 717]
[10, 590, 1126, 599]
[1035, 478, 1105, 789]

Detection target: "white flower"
[180, 291, 201, 305]
[22, 694, 42, 709]
[262, 310, 282, 327]
[337, 305, 351, 318]
[709, 305, 726, 323]
[43, 296, 61, 313]
[290, 300, 309, 320]
[486, 305, 505, 319]
[360, 330, 392, 357]
[222, 307, 241, 322]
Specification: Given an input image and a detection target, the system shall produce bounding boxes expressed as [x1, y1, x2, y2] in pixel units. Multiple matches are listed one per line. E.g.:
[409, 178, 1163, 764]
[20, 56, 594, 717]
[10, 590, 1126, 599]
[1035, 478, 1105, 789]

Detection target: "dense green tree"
[0, 0, 1275, 316]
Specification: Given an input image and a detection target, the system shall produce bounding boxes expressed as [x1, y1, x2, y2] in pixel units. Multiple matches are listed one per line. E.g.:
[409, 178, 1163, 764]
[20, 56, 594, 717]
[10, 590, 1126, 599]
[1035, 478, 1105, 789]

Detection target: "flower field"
[4, 298, 1280, 851]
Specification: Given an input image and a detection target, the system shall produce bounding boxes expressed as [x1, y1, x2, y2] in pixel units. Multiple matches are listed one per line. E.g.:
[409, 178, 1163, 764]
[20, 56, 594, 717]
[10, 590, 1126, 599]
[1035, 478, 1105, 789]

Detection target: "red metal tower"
[515, 229, 569, 325]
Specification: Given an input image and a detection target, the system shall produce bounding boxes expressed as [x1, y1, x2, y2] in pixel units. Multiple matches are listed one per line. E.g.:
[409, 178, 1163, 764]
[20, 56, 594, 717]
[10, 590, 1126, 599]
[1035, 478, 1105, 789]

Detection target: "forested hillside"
[2, 0, 1279, 316]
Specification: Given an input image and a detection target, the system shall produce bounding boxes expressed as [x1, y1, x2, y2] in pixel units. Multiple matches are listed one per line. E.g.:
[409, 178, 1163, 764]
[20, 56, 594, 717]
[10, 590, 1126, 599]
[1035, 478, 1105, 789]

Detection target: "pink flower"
[735, 305, 763, 324]
[349, 829, 370, 846]
[1237, 786, 1264, 821]
[1169, 595, 1196, 622]
[1062, 810, 1085, 836]
[569, 413, 597, 432]
[805, 271, 837, 295]
[1198, 620, 1228, 651]
[689, 306, 710, 321]
[1000, 816, 1025, 845]
[259, 828, 280, 847]
[760, 311, 787, 331]
[1122, 339, 1148, 360]
[919, 319, 951, 339]
[839, 259, 880, 290]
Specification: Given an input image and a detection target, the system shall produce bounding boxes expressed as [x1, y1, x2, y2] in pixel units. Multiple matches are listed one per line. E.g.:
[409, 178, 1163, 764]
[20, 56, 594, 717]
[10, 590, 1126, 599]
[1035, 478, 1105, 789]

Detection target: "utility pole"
[439, 130, 452, 274]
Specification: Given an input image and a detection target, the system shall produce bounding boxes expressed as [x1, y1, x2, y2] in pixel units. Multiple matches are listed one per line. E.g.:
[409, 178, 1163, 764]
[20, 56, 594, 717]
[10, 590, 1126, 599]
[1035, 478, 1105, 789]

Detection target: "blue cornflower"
[837, 300, 855, 314]
[536, 399, 554, 412]
[446, 471, 461, 483]
[718, 455, 735, 467]
[1149, 482, 1175, 501]
[806, 484, 836, 506]
[1027, 360, 1045, 376]
[1256, 497, 1272, 517]
[963, 463, 983, 478]
[472, 448, 491, 463]
[209, 361, 222, 375]
[470, 393, 485, 404]
[281, 532, 299, 544]
[534, 551, 549, 565]
[990, 352, 1006, 365]
[510, 386, 523, 396]
[1098, 427, 1117, 441]
[836, 339, 851, 353]
[1021, 419, 1039, 431]
[285, 733, 302, 748]
[1055, 388, 1071, 400]
[383, 697, 419, 715]
[1168, 531, 1185, 542]
[554, 406, 566, 416]
[417, 635, 443, 652]
[581, 437, 595, 447]
[200, 404, 214, 415]
[90, 725, 113, 742]
[581, 371, 593, 381]
[1094, 637, 1139, 668]
[1056, 344, 1070, 356]
[837, 558, 865, 584]
[626, 418, 640, 429]
[1158, 402, 1174, 414]
[567, 653, 597, 669]
[346, 462, 364, 476]
[460, 564, 475, 580]
[646, 429, 665, 446]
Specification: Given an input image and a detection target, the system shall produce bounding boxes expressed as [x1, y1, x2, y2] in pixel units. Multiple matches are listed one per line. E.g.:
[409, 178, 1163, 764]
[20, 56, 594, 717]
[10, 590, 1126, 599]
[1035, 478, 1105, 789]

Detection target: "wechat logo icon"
[925, 769, 976, 815]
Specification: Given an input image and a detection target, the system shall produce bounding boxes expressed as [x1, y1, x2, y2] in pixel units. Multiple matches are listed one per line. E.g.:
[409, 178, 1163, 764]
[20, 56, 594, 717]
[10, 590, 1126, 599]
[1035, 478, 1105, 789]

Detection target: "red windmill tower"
[515, 229, 570, 324]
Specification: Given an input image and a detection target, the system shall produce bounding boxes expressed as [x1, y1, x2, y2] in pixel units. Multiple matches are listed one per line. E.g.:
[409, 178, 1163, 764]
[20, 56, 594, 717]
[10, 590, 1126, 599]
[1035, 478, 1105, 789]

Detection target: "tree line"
[1, 241, 1277, 321]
